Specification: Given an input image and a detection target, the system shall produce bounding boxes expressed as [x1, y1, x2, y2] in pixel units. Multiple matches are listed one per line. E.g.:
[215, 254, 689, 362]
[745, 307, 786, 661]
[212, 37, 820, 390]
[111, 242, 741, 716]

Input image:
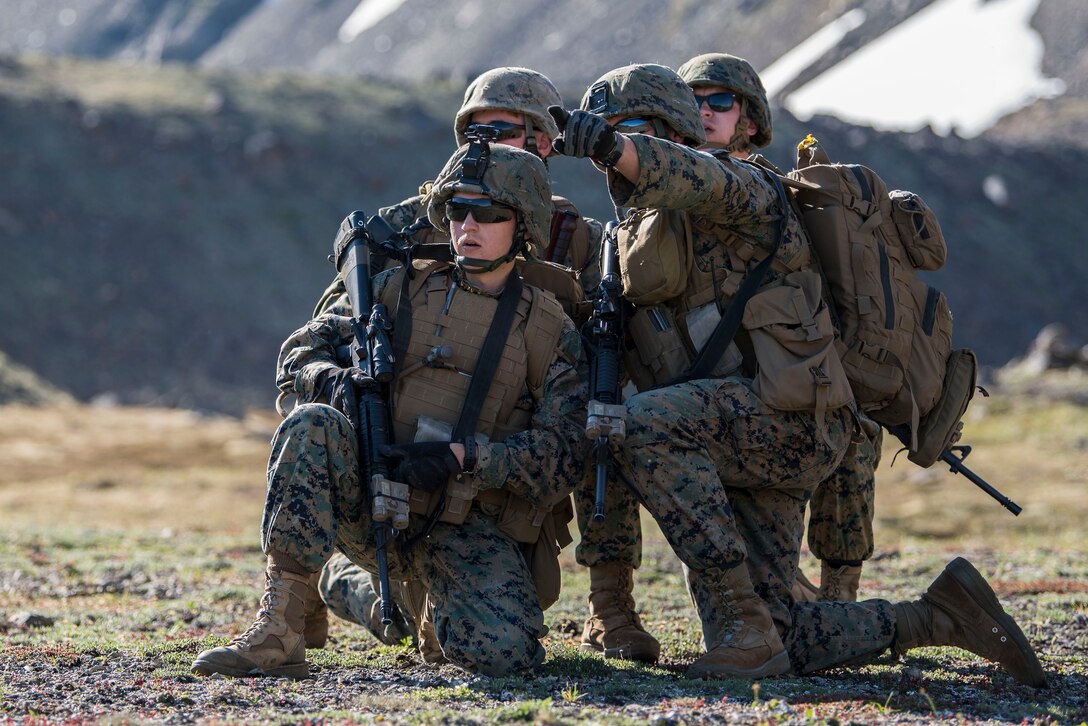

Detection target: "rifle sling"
[390, 267, 415, 381]
[451, 272, 524, 445]
[678, 169, 789, 383]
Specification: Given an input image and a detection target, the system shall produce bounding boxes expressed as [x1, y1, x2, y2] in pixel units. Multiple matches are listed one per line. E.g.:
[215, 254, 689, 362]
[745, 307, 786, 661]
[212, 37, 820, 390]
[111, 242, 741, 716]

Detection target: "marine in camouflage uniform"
[549, 64, 1047, 687]
[311, 66, 603, 317]
[678, 52, 881, 602]
[308, 67, 658, 666]
[192, 143, 589, 678]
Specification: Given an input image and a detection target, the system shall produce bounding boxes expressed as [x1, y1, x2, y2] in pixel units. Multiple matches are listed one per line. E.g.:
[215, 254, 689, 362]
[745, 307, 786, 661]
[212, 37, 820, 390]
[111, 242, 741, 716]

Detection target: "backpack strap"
[676, 169, 790, 383]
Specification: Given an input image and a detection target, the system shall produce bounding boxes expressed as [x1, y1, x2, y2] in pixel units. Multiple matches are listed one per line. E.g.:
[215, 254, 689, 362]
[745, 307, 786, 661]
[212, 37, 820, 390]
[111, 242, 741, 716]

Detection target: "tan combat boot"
[302, 571, 329, 649]
[818, 562, 862, 602]
[192, 567, 313, 679]
[892, 557, 1047, 688]
[687, 565, 792, 679]
[790, 566, 820, 603]
[580, 562, 661, 663]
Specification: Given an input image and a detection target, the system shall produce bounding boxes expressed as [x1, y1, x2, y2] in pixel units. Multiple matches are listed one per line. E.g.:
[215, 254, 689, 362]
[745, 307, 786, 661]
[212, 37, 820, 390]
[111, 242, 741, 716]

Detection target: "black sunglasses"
[446, 197, 516, 224]
[466, 120, 525, 141]
[692, 91, 737, 113]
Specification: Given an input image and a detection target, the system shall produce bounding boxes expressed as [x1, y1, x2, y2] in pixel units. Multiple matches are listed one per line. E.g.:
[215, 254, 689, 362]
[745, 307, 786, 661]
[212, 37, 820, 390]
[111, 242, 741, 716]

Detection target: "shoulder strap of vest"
[382, 260, 452, 378]
[378, 259, 450, 309]
[523, 285, 567, 399]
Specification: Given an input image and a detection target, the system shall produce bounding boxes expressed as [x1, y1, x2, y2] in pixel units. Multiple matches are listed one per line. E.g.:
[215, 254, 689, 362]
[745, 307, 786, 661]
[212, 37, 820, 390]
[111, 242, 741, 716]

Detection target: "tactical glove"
[320, 367, 375, 429]
[548, 107, 624, 167]
[380, 441, 463, 492]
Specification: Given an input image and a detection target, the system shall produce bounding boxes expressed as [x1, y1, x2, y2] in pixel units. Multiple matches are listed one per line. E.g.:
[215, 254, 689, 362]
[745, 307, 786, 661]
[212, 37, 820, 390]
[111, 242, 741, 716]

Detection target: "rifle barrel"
[885, 423, 1022, 516]
[939, 449, 1022, 516]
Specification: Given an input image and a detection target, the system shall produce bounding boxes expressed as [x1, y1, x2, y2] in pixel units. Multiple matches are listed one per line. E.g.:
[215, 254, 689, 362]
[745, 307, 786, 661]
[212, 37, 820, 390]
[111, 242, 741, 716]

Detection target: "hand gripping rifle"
[585, 221, 627, 522]
[332, 211, 410, 624]
[885, 423, 1022, 516]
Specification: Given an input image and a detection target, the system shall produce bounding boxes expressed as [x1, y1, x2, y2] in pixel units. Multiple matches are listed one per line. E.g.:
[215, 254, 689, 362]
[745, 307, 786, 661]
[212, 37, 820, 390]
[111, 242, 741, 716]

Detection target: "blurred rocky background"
[1, 0, 1085, 413]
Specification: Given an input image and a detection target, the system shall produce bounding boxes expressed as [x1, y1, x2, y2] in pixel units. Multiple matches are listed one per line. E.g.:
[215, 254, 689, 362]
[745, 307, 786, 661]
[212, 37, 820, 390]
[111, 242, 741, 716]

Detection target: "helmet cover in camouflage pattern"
[455, 67, 563, 147]
[579, 64, 706, 147]
[426, 143, 552, 257]
[678, 53, 772, 147]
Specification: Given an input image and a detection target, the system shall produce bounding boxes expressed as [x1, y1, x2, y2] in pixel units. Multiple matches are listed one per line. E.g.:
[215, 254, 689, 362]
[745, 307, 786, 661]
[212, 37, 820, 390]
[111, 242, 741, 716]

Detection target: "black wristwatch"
[461, 436, 478, 475]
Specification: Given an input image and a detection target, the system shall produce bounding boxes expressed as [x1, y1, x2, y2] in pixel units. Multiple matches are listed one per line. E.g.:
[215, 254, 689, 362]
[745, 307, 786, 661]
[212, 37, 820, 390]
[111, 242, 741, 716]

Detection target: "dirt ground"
[1, 386, 1086, 724]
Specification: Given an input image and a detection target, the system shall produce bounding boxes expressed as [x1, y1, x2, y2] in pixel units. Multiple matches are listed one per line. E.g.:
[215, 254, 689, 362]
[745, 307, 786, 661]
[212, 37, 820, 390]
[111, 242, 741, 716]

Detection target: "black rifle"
[885, 423, 1022, 516]
[586, 221, 627, 522]
[364, 215, 451, 271]
[333, 211, 409, 624]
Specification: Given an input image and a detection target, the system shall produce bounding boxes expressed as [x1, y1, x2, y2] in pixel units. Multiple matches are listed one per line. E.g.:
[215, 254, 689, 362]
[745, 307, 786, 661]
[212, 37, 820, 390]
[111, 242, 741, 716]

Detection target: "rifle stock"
[586, 221, 626, 523]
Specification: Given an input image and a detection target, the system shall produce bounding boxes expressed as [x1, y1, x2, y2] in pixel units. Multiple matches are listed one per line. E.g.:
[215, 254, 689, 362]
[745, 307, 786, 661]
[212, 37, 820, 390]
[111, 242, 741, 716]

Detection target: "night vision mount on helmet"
[426, 127, 552, 274]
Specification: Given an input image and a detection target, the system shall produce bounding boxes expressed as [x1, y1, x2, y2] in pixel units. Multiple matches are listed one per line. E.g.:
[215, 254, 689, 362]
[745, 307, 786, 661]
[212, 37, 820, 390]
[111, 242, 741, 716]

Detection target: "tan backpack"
[786, 135, 975, 459]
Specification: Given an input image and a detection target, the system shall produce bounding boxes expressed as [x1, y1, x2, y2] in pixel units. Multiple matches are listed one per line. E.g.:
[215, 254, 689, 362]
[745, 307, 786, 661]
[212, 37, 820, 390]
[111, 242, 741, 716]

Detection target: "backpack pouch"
[743, 270, 853, 415]
[617, 208, 694, 305]
[888, 190, 947, 271]
[908, 348, 977, 467]
[624, 306, 694, 390]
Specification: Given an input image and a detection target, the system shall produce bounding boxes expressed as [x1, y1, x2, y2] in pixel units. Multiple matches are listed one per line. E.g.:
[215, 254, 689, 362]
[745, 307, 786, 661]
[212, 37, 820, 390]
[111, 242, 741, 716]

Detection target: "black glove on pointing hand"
[380, 441, 463, 492]
[548, 106, 625, 167]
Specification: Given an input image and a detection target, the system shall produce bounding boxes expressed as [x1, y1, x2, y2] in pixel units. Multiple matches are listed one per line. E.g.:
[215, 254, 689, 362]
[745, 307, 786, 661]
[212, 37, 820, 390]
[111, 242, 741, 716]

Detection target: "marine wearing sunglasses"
[687, 84, 754, 155]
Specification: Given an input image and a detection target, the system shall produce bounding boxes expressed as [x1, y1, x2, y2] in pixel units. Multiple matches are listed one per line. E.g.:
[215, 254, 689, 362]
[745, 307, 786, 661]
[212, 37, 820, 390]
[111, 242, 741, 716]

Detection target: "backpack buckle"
[810, 366, 831, 387]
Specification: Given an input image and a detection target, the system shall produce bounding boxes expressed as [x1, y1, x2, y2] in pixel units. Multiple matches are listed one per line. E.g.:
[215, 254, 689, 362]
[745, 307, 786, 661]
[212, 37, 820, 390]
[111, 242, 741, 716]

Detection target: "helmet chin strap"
[455, 246, 520, 274]
[523, 117, 538, 157]
[453, 217, 526, 274]
[723, 97, 754, 155]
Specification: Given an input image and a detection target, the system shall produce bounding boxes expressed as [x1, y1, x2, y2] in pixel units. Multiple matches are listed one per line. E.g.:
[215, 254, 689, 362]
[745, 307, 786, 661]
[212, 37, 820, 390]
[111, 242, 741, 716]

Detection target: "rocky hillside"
[1, 53, 1085, 413]
[4, 0, 1087, 146]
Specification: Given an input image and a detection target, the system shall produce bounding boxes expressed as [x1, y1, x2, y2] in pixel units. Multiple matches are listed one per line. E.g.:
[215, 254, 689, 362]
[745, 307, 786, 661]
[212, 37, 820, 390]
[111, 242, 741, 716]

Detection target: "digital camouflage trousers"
[572, 463, 643, 569]
[805, 422, 882, 564]
[318, 553, 415, 645]
[617, 378, 853, 630]
[262, 403, 547, 676]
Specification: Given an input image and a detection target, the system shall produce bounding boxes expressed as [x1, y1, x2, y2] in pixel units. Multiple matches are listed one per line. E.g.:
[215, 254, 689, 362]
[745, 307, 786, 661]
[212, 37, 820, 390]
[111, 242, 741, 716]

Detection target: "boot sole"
[686, 649, 792, 680]
[945, 557, 1047, 688]
[192, 657, 310, 680]
[579, 641, 660, 664]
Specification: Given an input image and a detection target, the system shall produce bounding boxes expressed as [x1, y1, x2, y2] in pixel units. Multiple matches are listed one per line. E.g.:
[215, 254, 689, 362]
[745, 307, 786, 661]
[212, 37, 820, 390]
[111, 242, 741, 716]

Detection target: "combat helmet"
[454, 67, 563, 154]
[426, 140, 552, 271]
[678, 53, 772, 148]
[580, 63, 705, 147]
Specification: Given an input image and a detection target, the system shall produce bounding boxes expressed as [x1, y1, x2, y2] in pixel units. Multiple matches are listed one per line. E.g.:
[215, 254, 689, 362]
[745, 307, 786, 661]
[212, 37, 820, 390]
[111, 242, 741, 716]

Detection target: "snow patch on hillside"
[779, 0, 1065, 137]
[339, 0, 409, 43]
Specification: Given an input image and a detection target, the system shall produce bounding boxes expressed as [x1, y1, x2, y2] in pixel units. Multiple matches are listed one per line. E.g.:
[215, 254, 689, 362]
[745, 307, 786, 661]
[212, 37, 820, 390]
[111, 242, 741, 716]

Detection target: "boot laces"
[230, 572, 285, 646]
[717, 586, 746, 644]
